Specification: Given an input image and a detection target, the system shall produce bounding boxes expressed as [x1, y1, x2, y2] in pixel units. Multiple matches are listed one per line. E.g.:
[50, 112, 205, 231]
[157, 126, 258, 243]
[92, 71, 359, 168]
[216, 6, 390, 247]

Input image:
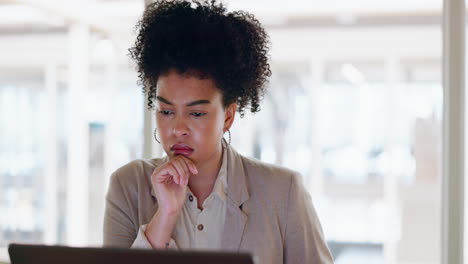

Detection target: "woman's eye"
[158, 110, 173, 115]
[190, 112, 206, 117]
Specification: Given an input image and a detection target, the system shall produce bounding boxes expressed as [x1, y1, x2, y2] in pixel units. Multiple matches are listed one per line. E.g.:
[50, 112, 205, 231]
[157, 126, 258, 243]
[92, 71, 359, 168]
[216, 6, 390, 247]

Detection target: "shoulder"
[240, 155, 302, 183]
[238, 155, 305, 199]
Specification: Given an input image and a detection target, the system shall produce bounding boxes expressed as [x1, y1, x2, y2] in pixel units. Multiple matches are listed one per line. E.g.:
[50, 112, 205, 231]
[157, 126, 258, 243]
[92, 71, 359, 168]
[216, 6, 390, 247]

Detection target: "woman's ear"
[224, 103, 237, 132]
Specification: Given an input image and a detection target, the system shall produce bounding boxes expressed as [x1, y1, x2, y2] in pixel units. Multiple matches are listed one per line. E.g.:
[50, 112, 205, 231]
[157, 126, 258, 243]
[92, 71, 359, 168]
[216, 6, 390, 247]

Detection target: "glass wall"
[0, 63, 144, 247]
[231, 25, 442, 263]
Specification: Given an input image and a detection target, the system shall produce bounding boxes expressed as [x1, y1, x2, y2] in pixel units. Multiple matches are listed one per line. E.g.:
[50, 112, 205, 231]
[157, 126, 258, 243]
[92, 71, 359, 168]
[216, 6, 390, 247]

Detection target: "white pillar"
[98, 38, 118, 247]
[66, 23, 90, 246]
[309, 58, 324, 200]
[383, 56, 400, 264]
[103, 39, 118, 195]
[44, 62, 58, 245]
[442, 0, 465, 262]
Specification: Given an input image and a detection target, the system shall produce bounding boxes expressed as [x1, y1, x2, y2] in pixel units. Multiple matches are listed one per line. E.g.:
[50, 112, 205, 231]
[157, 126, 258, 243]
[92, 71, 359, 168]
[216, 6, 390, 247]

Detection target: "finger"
[173, 158, 190, 185]
[164, 174, 173, 185]
[170, 159, 186, 185]
[153, 170, 171, 184]
[151, 168, 166, 184]
[167, 163, 183, 185]
[180, 156, 198, 175]
[152, 165, 178, 184]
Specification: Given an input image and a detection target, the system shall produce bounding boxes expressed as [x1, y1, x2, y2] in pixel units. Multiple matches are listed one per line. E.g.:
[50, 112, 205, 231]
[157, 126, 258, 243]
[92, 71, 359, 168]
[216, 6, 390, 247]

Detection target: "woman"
[103, 0, 334, 263]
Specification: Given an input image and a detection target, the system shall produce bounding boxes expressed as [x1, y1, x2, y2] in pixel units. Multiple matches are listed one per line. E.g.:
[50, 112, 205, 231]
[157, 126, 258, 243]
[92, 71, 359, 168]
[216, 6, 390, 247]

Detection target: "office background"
[0, 0, 453, 263]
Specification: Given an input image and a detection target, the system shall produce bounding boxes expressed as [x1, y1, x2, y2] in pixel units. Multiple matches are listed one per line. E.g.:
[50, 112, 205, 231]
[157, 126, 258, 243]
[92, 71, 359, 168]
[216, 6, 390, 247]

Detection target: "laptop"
[8, 243, 254, 264]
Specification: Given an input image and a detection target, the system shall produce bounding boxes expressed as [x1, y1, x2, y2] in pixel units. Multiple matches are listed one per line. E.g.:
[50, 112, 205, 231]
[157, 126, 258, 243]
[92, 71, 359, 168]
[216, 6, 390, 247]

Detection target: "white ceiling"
[0, 0, 444, 36]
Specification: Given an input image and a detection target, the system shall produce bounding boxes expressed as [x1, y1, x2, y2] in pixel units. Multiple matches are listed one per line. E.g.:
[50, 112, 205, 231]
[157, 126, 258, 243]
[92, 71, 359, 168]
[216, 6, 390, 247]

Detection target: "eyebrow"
[156, 96, 211, 107]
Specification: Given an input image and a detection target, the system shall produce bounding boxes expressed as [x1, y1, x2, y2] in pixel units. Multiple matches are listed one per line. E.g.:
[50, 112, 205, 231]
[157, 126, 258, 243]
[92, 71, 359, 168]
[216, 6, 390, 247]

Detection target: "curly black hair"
[129, 0, 271, 117]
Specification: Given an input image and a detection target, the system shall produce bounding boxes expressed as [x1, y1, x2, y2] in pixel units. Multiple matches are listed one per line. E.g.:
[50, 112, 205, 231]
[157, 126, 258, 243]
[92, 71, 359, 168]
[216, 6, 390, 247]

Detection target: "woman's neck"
[188, 147, 223, 208]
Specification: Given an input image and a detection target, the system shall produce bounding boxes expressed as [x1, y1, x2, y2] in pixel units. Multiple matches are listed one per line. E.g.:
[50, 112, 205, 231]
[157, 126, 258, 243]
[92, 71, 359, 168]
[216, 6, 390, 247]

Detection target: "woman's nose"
[172, 118, 190, 137]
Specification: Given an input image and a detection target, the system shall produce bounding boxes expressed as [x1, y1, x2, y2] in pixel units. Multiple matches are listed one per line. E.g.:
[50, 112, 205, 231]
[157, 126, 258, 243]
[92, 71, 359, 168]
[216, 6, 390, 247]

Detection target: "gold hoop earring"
[154, 128, 160, 144]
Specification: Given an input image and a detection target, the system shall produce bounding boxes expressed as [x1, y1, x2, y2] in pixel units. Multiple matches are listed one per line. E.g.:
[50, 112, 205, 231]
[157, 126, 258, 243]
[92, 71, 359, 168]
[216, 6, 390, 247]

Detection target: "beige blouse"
[131, 144, 228, 250]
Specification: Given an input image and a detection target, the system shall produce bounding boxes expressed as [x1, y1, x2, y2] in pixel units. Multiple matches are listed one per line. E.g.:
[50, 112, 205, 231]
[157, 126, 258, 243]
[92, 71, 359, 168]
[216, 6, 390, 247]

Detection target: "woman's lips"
[171, 144, 194, 156]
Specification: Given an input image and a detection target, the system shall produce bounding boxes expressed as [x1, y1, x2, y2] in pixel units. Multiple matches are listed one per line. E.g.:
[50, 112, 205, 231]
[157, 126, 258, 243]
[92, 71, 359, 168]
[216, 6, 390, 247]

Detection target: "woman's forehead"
[156, 71, 222, 105]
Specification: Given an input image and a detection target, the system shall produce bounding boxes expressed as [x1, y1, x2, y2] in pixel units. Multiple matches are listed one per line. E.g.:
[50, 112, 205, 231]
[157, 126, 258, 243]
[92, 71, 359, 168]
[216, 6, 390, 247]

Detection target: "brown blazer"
[103, 143, 334, 264]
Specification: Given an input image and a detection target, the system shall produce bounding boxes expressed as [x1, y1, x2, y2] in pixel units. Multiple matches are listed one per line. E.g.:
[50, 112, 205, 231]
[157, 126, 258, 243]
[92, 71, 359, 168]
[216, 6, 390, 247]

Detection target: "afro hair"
[129, 0, 272, 117]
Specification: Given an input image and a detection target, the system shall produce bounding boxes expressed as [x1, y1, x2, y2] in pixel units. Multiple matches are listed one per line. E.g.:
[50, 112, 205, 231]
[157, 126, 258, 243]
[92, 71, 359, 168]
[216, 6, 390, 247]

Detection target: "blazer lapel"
[221, 140, 249, 251]
[222, 197, 248, 251]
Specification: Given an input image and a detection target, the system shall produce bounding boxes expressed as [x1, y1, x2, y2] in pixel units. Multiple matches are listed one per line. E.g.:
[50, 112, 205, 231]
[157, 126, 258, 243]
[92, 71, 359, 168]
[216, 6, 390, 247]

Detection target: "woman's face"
[155, 69, 236, 166]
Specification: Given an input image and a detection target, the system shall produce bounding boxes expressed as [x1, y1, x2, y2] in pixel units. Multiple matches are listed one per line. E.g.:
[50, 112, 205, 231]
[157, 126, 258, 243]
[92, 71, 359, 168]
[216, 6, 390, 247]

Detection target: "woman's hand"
[151, 155, 198, 215]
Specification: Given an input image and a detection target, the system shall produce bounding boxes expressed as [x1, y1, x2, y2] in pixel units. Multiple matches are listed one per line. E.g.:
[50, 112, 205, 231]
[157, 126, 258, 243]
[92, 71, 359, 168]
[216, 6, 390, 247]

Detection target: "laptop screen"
[9, 244, 254, 264]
